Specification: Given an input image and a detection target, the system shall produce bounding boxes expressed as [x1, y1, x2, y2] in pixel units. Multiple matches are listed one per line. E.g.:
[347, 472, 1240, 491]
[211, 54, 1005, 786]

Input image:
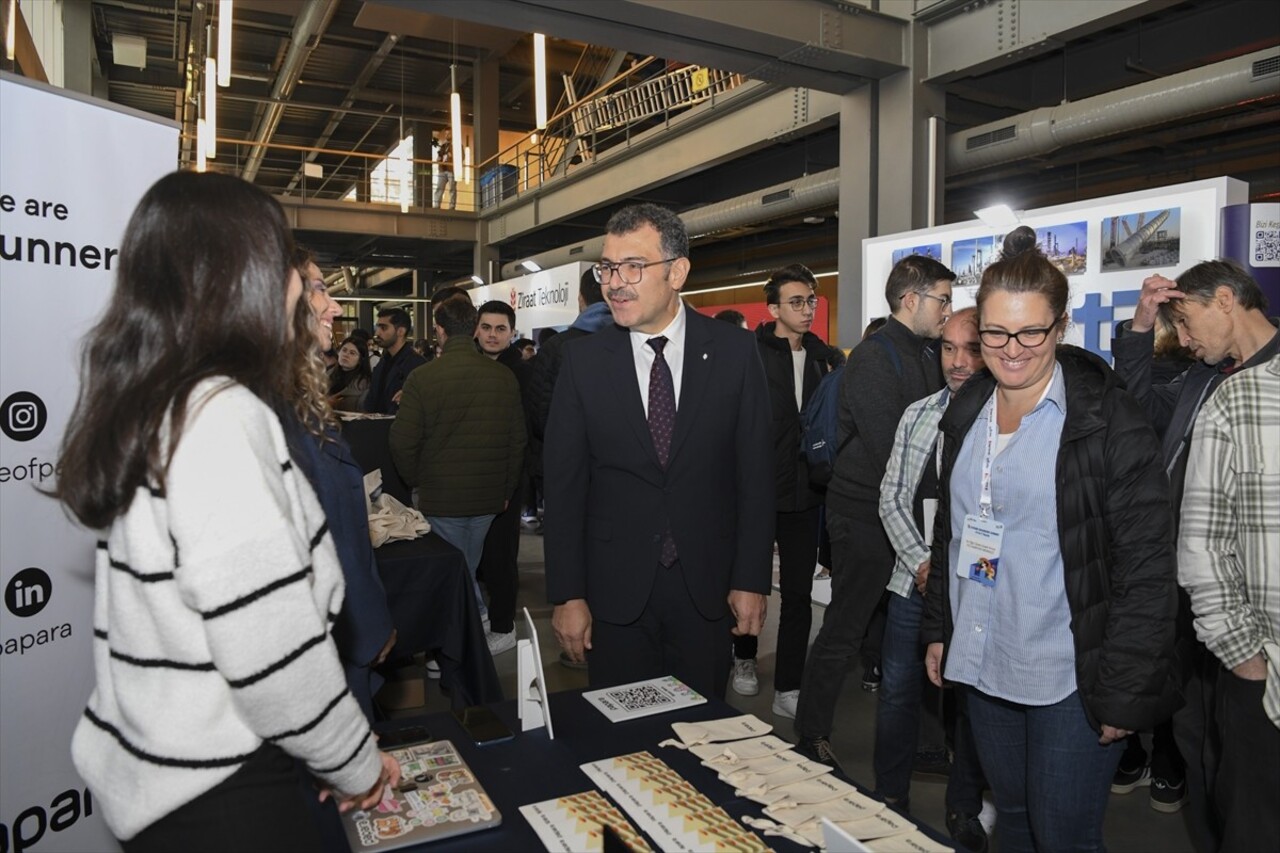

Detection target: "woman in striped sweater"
[56, 172, 399, 851]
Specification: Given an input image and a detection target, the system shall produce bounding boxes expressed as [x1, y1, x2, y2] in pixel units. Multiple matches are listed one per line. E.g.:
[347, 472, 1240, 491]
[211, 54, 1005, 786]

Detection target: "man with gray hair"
[1110, 258, 1279, 844]
[543, 203, 774, 698]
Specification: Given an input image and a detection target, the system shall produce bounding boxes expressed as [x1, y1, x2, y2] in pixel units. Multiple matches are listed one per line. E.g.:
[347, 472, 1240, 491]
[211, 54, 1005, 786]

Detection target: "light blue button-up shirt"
[945, 363, 1078, 705]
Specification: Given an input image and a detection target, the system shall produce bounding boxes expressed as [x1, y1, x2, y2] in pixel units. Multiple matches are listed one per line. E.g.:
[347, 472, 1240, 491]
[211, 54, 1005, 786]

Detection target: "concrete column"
[837, 85, 874, 350]
[60, 0, 93, 95]
[837, 19, 945, 349]
[876, 21, 945, 235]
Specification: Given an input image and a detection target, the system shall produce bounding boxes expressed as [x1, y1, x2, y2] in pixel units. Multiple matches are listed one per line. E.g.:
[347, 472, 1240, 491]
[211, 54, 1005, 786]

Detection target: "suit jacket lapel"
[600, 326, 662, 470]
[670, 310, 714, 466]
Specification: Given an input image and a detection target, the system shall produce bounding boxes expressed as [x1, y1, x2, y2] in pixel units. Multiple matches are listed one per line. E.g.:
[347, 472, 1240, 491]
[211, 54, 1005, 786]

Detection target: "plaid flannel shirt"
[1178, 353, 1280, 728]
[879, 388, 950, 599]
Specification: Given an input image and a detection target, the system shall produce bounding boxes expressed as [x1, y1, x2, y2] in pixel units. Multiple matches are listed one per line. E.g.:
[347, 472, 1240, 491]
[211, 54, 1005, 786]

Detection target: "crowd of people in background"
[58, 171, 1277, 853]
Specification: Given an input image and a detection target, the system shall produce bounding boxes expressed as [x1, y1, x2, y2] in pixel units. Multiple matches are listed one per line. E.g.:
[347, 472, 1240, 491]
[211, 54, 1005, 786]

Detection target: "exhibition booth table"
[375, 534, 503, 709]
[324, 690, 954, 852]
[341, 416, 415, 506]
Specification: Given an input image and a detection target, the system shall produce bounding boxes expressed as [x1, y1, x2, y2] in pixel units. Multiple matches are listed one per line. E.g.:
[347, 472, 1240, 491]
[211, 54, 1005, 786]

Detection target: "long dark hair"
[57, 171, 298, 529]
[329, 335, 372, 394]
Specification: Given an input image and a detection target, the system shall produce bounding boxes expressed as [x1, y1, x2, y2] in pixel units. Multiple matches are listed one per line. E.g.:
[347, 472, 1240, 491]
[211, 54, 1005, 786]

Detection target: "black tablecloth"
[325, 690, 954, 852]
[340, 416, 413, 506]
[375, 535, 503, 709]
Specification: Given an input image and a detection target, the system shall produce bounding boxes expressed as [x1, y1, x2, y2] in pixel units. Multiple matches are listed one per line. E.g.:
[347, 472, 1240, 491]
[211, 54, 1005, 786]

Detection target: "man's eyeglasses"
[780, 296, 820, 311]
[978, 318, 1060, 348]
[592, 258, 678, 285]
[919, 292, 952, 307]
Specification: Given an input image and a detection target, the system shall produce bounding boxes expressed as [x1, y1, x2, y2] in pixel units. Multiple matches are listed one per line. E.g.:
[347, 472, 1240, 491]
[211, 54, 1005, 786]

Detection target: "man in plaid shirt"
[877, 306, 987, 851]
[1178, 352, 1280, 853]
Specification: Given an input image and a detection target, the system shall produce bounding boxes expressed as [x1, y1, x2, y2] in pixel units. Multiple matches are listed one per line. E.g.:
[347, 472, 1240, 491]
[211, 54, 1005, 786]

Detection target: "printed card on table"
[519, 790, 651, 853]
[580, 751, 769, 852]
[583, 675, 707, 723]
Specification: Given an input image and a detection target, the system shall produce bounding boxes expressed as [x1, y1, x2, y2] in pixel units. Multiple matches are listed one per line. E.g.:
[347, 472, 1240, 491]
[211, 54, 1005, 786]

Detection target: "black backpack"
[799, 334, 901, 487]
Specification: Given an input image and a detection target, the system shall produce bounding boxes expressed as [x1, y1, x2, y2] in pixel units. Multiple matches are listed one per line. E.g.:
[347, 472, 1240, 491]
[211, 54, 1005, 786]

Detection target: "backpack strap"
[865, 332, 902, 376]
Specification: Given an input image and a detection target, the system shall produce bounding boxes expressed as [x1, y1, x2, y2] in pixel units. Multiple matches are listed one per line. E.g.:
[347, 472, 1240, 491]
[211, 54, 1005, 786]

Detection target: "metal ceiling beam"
[921, 0, 1179, 83]
[368, 0, 906, 93]
[275, 195, 477, 241]
[241, 0, 342, 182]
[284, 32, 401, 193]
[486, 82, 842, 245]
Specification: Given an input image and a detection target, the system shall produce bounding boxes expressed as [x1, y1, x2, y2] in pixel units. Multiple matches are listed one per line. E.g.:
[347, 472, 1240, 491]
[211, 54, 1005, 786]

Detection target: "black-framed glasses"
[978, 318, 1060, 348]
[919, 292, 952, 307]
[781, 296, 820, 311]
[592, 258, 678, 285]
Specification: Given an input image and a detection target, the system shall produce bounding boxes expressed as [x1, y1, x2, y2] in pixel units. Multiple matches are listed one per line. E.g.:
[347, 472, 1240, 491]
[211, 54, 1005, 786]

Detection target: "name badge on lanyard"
[956, 394, 1004, 588]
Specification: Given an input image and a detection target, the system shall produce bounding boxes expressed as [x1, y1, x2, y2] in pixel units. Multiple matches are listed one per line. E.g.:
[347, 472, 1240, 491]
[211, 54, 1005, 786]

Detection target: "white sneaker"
[426, 659, 441, 680]
[772, 689, 799, 719]
[731, 657, 759, 696]
[486, 630, 516, 655]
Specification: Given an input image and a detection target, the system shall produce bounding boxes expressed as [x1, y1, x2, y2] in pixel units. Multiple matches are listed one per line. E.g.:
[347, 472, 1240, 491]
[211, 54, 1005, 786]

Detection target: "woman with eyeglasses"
[57, 172, 398, 850]
[922, 226, 1179, 852]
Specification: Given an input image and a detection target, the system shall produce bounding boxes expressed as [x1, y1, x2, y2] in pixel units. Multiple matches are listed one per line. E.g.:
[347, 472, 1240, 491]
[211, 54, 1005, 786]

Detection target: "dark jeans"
[795, 508, 895, 740]
[477, 481, 523, 634]
[1172, 646, 1222, 853]
[122, 744, 322, 853]
[1216, 668, 1280, 853]
[966, 688, 1123, 853]
[732, 506, 820, 692]
[875, 588, 984, 814]
[589, 559, 735, 699]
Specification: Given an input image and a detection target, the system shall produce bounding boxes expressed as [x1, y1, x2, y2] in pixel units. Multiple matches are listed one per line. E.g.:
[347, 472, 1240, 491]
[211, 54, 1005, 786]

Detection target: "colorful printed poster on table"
[342, 739, 501, 849]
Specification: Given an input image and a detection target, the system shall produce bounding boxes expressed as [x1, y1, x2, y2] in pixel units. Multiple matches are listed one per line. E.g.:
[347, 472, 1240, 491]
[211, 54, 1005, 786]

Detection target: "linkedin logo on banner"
[1, 74, 176, 852]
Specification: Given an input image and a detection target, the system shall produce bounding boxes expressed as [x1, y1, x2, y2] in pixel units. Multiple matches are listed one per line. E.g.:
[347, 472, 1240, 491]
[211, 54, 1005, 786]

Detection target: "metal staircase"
[479, 56, 746, 210]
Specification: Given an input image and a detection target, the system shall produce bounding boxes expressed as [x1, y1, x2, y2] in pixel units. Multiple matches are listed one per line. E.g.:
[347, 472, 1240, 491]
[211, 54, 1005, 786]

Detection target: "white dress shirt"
[629, 300, 688, 417]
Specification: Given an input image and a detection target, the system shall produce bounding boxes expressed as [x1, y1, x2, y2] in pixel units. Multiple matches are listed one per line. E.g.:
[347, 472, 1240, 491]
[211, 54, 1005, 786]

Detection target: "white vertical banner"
[0, 73, 177, 853]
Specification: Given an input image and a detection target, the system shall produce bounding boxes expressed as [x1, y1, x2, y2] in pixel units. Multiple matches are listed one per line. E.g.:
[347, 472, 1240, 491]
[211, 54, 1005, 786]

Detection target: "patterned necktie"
[647, 336, 678, 566]
[647, 337, 676, 467]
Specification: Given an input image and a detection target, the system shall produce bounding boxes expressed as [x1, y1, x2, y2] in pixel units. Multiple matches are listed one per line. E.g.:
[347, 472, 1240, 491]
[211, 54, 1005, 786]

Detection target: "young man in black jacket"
[728, 265, 839, 720]
[795, 255, 954, 772]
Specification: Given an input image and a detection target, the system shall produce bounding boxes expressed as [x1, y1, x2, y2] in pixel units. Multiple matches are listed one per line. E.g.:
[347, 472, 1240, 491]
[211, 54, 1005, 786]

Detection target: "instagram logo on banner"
[1, 392, 47, 442]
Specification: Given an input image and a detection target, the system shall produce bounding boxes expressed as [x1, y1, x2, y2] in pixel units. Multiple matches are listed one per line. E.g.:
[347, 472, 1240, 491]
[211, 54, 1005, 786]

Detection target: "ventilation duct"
[241, 0, 340, 182]
[499, 169, 840, 280]
[948, 47, 1280, 176]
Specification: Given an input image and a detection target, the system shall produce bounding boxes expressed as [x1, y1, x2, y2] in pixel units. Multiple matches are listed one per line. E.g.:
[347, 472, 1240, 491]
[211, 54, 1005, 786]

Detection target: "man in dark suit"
[544, 204, 775, 699]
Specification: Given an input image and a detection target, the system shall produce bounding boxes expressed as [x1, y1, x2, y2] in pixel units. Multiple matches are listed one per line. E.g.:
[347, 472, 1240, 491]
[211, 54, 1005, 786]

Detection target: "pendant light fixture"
[533, 33, 547, 130]
[217, 0, 232, 86]
[205, 56, 217, 158]
[450, 21, 463, 178]
[196, 118, 208, 172]
[450, 66, 463, 178]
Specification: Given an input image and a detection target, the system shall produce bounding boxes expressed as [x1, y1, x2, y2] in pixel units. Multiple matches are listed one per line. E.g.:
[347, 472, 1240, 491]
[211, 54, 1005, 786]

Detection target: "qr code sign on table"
[606, 684, 675, 712]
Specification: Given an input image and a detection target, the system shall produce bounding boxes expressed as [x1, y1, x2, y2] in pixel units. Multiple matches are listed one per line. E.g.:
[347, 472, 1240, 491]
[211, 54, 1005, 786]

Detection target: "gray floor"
[379, 531, 1196, 852]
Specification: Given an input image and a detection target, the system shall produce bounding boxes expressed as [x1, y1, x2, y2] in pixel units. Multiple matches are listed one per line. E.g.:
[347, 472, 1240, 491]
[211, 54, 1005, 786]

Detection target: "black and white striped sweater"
[71, 379, 381, 840]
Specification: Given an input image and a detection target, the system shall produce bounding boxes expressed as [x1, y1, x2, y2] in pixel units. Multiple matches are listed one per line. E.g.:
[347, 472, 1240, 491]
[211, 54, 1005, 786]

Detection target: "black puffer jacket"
[755, 323, 841, 511]
[922, 345, 1180, 732]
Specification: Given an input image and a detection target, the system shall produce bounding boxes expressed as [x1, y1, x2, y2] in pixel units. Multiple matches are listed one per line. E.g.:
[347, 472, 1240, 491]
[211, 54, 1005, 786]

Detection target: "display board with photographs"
[1035, 221, 1088, 276]
[1101, 207, 1181, 271]
[891, 243, 945, 265]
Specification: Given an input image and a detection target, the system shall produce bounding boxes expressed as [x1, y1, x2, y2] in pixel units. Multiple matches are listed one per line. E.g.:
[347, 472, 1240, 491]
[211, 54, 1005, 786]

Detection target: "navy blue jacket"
[289, 424, 395, 720]
[363, 344, 427, 415]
